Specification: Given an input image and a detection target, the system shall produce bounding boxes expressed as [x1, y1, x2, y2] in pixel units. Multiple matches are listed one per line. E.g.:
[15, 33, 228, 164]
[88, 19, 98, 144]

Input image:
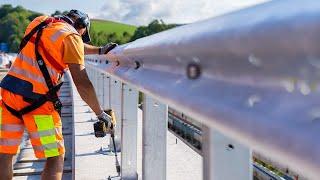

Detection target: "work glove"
[105, 109, 117, 129]
[97, 111, 113, 131]
[99, 42, 117, 55]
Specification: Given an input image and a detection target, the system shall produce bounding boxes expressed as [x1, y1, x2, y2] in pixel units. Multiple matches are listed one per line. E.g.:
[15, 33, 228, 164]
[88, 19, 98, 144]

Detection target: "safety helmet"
[66, 9, 91, 43]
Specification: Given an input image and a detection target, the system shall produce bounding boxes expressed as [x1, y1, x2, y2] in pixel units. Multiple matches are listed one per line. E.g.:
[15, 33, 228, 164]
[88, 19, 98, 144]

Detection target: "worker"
[0, 10, 116, 180]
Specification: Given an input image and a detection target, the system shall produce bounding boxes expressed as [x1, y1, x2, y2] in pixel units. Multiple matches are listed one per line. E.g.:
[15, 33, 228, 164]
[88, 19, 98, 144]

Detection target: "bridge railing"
[85, 0, 320, 179]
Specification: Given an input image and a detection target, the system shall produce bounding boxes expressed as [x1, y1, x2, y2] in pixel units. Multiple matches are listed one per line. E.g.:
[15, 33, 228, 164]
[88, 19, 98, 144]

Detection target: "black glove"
[99, 43, 117, 55]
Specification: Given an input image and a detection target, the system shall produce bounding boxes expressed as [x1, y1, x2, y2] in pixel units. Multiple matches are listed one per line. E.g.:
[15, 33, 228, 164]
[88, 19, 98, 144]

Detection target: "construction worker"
[0, 10, 116, 180]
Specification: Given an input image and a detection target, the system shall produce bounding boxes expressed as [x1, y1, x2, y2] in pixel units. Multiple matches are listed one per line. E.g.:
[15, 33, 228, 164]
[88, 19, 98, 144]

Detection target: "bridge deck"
[7, 72, 202, 180]
[12, 80, 73, 180]
[71, 76, 202, 179]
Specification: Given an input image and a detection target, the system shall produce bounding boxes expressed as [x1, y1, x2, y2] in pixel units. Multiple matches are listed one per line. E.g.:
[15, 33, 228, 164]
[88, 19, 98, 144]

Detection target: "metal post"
[102, 74, 111, 110]
[142, 95, 167, 180]
[97, 72, 103, 103]
[92, 68, 97, 87]
[121, 84, 138, 179]
[87, 66, 92, 81]
[110, 77, 122, 150]
[203, 126, 252, 180]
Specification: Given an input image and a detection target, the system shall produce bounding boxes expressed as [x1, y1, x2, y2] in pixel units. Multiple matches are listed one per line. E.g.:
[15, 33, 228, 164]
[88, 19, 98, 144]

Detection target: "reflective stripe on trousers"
[33, 141, 64, 151]
[34, 115, 60, 157]
[0, 124, 24, 132]
[29, 129, 56, 139]
[0, 139, 21, 146]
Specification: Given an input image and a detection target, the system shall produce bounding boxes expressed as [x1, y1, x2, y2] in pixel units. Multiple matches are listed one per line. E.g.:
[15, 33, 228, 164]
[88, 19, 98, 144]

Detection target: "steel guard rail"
[85, 0, 320, 178]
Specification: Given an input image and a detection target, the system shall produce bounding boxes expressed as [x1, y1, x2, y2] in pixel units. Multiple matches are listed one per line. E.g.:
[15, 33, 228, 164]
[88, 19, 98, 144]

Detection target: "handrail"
[85, 0, 320, 178]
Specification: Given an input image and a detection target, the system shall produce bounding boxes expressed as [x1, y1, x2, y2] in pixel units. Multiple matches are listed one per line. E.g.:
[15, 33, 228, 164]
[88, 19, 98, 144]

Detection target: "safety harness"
[3, 18, 65, 119]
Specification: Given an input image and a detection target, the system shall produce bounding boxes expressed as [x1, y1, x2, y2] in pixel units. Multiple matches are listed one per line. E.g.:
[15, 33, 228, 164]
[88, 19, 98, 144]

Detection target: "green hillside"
[91, 19, 137, 36]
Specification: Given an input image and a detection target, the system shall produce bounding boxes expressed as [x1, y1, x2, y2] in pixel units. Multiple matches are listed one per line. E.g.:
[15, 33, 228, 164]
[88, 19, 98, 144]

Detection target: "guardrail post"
[142, 95, 167, 180]
[102, 74, 111, 110]
[87, 66, 92, 81]
[121, 84, 138, 179]
[110, 77, 122, 150]
[91, 68, 97, 87]
[96, 72, 103, 104]
[203, 126, 252, 180]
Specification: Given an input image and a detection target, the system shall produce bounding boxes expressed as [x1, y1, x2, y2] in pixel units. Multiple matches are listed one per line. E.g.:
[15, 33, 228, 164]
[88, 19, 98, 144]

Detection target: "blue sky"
[0, 0, 269, 25]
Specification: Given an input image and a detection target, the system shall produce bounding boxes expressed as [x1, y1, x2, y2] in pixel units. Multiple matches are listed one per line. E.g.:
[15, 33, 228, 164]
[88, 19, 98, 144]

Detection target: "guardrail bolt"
[187, 63, 201, 79]
[135, 61, 141, 69]
[116, 61, 120, 66]
[226, 144, 234, 151]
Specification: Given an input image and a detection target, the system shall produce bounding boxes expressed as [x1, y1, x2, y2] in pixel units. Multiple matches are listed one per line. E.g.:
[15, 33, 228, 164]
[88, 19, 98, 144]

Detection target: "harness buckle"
[53, 100, 62, 111]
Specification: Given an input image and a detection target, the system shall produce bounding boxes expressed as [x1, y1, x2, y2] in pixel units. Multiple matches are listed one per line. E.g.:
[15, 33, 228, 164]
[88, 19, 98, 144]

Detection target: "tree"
[0, 4, 13, 19]
[2, 12, 30, 52]
[130, 19, 179, 41]
[0, 4, 42, 52]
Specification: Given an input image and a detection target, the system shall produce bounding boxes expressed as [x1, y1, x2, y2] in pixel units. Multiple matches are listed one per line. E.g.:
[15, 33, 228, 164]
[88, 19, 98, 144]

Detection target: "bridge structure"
[8, 0, 320, 179]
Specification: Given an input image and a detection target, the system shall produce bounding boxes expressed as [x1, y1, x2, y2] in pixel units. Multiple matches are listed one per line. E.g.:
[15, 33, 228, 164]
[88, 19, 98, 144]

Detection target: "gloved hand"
[99, 42, 117, 55]
[97, 111, 113, 130]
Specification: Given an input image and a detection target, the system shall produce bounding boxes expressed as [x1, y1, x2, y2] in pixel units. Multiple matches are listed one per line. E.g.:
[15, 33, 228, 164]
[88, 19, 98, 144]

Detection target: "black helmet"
[66, 9, 91, 43]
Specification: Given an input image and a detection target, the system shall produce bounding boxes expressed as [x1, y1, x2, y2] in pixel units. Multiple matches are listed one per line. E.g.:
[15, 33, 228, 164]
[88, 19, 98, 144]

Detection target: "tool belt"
[4, 18, 65, 119]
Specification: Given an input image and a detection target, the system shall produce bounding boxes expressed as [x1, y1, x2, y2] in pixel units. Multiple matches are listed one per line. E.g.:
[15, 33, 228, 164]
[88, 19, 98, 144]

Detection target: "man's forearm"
[84, 43, 99, 54]
[76, 80, 102, 115]
[69, 64, 102, 115]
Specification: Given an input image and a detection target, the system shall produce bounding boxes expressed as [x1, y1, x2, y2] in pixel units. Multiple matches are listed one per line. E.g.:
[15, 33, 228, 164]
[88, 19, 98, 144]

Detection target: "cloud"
[93, 0, 269, 25]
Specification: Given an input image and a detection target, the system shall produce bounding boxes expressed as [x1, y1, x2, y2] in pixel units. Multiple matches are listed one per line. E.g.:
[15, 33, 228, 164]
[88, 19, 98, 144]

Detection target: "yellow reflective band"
[34, 115, 55, 131]
[34, 115, 59, 157]
[40, 135, 56, 145]
[44, 148, 59, 157]
[42, 139, 59, 157]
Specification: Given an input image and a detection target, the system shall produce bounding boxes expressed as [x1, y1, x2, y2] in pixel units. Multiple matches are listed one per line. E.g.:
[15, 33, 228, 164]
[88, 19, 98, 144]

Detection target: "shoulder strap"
[34, 26, 55, 90]
[19, 17, 65, 52]
[19, 21, 48, 52]
[34, 25, 63, 113]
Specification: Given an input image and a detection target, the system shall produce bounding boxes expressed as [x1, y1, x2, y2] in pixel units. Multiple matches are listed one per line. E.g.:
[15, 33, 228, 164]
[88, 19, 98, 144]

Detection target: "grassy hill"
[91, 19, 137, 36]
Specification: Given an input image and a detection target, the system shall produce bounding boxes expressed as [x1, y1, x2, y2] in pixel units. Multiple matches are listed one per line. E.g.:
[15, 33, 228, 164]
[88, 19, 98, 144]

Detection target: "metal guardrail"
[85, 0, 320, 179]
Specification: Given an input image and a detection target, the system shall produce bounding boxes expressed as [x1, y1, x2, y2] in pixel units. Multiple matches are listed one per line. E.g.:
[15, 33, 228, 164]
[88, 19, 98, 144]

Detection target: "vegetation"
[0, 4, 42, 52]
[89, 19, 136, 46]
[130, 19, 179, 41]
[91, 19, 136, 36]
[0, 4, 179, 52]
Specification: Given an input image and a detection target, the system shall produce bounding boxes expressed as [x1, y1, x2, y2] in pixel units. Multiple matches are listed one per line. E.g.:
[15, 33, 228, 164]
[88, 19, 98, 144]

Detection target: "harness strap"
[35, 26, 55, 90]
[33, 22, 63, 115]
[19, 21, 48, 52]
[19, 17, 64, 52]
[5, 17, 65, 118]
[3, 83, 64, 120]
[3, 102, 23, 119]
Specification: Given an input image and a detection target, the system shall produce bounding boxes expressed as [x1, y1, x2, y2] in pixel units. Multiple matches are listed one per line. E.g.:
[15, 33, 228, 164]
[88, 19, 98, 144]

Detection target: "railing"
[85, 0, 320, 179]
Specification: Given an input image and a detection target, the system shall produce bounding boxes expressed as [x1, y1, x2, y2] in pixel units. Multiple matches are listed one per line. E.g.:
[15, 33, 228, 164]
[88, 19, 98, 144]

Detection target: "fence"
[85, 0, 320, 179]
